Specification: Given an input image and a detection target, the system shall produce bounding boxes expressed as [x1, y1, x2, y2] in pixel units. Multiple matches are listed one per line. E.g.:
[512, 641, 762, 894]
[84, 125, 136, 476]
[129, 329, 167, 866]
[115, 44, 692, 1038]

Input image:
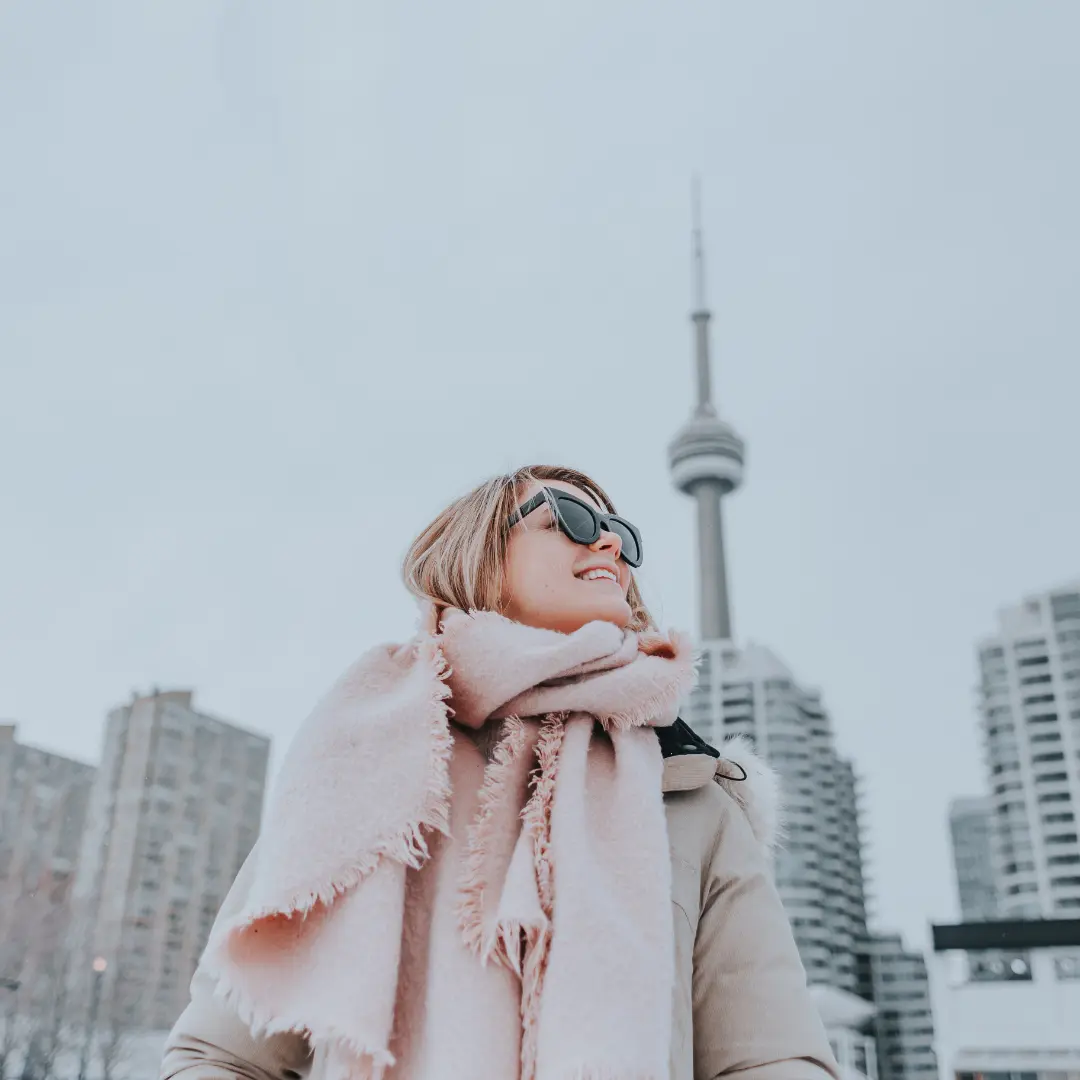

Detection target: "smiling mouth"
[576, 568, 619, 584]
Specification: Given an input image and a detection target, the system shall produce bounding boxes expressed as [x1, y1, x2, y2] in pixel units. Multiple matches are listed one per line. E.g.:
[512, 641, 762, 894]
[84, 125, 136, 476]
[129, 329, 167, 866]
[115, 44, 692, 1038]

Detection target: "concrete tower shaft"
[667, 185, 745, 641]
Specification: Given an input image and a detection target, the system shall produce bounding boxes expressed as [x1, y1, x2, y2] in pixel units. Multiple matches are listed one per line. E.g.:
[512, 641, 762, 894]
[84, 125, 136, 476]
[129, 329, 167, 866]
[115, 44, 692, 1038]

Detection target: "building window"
[183, 797, 201, 826]
[157, 763, 179, 789]
[246, 744, 267, 780]
[967, 952, 1033, 981]
[1002, 860, 1037, 874]
[177, 847, 194, 886]
[1051, 593, 1080, 620]
[1031, 732, 1063, 744]
[160, 727, 184, 756]
[1016, 636, 1047, 649]
[194, 729, 218, 764]
[1054, 953, 1080, 979]
[1038, 772, 1070, 784]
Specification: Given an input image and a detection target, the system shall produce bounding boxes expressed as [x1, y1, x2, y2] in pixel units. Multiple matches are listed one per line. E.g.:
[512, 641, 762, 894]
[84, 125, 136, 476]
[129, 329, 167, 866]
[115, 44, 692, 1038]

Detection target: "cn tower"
[667, 185, 746, 641]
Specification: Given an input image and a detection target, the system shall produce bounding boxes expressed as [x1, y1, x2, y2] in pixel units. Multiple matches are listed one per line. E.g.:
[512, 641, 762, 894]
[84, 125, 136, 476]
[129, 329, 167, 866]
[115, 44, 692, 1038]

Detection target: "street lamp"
[77, 958, 108, 1080]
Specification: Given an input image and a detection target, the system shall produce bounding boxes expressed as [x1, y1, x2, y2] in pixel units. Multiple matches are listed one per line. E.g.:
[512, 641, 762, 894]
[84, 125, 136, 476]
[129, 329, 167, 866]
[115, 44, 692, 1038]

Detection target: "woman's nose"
[590, 528, 623, 561]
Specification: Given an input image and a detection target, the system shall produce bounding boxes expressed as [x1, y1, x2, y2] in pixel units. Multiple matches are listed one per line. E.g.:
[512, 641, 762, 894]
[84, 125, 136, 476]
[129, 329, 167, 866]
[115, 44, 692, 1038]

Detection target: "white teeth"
[578, 568, 617, 583]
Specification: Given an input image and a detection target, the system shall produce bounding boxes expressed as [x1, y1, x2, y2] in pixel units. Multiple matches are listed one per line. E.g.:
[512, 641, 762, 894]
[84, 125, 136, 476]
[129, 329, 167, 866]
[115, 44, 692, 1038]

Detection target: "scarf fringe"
[408, 633, 457, 847]
[289, 634, 457, 917]
[519, 919, 549, 1080]
[597, 631, 696, 733]
[519, 716, 564, 1080]
[209, 975, 397, 1080]
[202, 636, 457, 1077]
[526, 717, 563, 914]
[457, 715, 531, 967]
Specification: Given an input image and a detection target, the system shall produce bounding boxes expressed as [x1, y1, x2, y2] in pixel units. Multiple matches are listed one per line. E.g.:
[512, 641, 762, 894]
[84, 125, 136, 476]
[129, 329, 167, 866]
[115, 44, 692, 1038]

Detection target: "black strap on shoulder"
[656, 717, 721, 760]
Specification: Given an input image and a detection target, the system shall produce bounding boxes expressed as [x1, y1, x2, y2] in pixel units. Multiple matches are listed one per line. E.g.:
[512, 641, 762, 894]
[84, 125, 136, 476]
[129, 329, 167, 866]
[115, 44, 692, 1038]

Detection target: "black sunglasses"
[507, 488, 643, 568]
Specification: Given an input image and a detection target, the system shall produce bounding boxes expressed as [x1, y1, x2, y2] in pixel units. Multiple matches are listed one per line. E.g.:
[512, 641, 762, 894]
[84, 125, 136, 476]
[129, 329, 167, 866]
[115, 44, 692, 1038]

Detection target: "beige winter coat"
[162, 745, 839, 1080]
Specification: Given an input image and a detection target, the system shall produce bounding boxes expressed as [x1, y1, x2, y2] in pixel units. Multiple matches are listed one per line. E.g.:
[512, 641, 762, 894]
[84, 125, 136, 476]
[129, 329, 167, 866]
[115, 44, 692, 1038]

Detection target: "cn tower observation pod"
[667, 409, 745, 496]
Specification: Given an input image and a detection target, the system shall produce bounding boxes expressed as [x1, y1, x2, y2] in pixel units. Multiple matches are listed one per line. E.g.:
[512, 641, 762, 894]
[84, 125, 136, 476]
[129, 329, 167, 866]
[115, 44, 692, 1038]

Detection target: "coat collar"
[659, 720, 781, 852]
[658, 717, 723, 793]
[661, 752, 718, 792]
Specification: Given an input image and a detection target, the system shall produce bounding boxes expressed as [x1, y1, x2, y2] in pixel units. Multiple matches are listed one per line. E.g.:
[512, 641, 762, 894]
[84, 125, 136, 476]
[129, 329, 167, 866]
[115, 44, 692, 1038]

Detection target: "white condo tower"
[976, 583, 1080, 917]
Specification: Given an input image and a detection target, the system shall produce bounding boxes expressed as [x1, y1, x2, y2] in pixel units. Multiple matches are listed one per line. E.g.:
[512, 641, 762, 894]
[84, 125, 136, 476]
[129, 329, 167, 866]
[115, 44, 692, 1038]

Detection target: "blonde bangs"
[402, 466, 654, 632]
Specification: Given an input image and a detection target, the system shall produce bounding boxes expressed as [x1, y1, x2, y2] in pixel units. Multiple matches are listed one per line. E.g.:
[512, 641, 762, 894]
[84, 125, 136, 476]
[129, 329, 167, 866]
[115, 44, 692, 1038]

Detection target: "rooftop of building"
[977, 579, 1080, 648]
[121, 688, 271, 743]
[948, 794, 992, 817]
[0, 722, 96, 769]
[697, 637, 829, 694]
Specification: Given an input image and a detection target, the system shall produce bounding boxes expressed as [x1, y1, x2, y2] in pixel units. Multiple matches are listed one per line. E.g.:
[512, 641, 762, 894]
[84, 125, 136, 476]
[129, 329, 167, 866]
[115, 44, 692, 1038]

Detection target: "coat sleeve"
[692, 790, 841, 1080]
[160, 971, 312, 1080]
[159, 849, 313, 1080]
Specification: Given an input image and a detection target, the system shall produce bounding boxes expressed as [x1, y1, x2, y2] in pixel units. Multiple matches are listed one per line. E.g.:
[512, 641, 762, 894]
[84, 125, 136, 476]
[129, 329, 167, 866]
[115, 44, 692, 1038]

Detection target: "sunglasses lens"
[609, 518, 642, 567]
[555, 496, 599, 543]
[549, 492, 642, 567]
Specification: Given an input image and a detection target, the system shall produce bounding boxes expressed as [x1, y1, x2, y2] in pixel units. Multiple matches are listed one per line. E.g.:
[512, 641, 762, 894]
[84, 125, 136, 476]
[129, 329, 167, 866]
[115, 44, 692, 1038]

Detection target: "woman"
[162, 464, 838, 1080]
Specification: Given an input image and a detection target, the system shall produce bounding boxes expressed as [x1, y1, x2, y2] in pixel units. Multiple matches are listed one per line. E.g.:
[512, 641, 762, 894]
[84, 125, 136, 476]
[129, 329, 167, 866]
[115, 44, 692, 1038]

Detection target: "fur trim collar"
[661, 734, 782, 852]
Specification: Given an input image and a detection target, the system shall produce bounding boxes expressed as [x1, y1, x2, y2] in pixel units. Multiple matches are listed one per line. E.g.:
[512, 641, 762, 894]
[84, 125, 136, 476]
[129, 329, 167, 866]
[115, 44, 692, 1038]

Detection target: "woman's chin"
[575, 601, 633, 632]
[515, 598, 633, 635]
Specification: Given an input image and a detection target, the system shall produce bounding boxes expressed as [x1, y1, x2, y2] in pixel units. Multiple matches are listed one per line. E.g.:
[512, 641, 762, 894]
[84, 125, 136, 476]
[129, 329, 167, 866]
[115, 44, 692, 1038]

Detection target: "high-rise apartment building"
[947, 796, 998, 920]
[859, 934, 937, 1080]
[668, 196, 871, 997]
[67, 690, 270, 1032]
[976, 583, 1080, 917]
[685, 641, 870, 993]
[0, 724, 94, 1005]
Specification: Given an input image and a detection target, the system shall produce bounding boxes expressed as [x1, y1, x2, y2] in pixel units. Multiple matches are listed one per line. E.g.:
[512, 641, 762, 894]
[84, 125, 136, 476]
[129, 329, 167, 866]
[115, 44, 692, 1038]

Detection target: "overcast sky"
[2, 1, 1078, 948]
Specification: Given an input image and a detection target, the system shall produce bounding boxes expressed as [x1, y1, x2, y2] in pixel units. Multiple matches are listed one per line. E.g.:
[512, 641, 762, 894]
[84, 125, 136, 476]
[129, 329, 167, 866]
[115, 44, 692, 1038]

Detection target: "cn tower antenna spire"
[692, 174, 707, 314]
[667, 178, 746, 642]
[690, 176, 714, 414]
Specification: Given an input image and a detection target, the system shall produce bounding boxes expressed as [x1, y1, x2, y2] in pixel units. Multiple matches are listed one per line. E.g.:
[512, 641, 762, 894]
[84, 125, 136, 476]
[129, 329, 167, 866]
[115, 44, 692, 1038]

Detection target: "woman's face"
[500, 480, 633, 634]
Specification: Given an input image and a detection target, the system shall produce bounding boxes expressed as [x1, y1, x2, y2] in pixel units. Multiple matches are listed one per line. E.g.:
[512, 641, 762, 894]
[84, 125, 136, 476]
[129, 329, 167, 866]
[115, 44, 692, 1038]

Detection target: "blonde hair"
[402, 465, 653, 632]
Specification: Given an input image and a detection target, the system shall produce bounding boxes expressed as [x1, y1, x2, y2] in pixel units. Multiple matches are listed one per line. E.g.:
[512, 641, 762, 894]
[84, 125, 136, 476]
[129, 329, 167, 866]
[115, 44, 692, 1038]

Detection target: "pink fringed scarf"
[201, 609, 696, 1080]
